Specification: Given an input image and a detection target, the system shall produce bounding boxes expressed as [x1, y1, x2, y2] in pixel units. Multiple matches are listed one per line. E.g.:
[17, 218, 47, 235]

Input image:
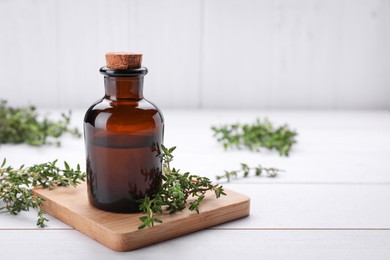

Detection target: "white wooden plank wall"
[0, 0, 389, 109]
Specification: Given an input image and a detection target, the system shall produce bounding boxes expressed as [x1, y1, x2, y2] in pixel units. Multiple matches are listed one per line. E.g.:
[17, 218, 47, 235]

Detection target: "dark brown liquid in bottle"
[84, 67, 164, 213]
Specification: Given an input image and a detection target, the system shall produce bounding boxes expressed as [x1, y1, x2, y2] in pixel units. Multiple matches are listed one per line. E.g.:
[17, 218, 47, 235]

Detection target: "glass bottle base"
[88, 197, 141, 213]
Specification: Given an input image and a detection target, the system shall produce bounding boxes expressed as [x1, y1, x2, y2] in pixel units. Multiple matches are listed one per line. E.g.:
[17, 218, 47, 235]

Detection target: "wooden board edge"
[33, 188, 122, 245]
[111, 196, 251, 251]
[33, 188, 250, 252]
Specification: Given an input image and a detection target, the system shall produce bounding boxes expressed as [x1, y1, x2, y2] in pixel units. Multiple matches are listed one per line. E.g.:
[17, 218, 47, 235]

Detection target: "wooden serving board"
[33, 182, 250, 252]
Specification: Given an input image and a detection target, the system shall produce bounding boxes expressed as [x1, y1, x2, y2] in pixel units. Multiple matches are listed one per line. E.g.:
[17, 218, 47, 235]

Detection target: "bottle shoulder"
[84, 98, 164, 130]
[86, 98, 161, 111]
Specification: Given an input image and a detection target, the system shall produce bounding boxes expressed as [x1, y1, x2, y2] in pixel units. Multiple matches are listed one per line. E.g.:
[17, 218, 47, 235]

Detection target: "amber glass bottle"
[84, 53, 164, 213]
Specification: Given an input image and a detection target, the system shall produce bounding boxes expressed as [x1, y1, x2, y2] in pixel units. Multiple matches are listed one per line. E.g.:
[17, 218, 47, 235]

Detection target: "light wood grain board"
[33, 182, 250, 252]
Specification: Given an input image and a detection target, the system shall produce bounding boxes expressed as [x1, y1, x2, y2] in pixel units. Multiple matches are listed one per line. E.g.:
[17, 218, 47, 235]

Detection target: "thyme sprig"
[0, 100, 81, 146]
[211, 118, 297, 156]
[138, 145, 226, 229]
[216, 163, 282, 182]
[0, 159, 86, 227]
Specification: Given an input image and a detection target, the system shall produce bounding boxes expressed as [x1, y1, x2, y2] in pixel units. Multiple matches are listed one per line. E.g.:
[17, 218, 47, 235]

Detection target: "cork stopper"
[105, 52, 143, 70]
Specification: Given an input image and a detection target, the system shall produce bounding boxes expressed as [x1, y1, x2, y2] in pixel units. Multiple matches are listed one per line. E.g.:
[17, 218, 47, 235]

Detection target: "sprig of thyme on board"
[216, 163, 283, 182]
[137, 145, 226, 229]
[0, 159, 86, 227]
[211, 118, 297, 156]
[0, 100, 80, 146]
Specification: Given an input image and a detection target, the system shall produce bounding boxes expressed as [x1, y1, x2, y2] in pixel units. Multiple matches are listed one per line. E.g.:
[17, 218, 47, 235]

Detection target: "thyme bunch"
[0, 100, 80, 146]
[211, 118, 297, 156]
[0, 159, 86, 227]
[138, 145, 226, 229]
[216, 163, 282, 182]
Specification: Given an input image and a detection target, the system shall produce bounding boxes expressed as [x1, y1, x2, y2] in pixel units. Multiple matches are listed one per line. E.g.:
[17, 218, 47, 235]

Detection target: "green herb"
[0, 100, 81, 146]
[216, 163, 282, 182]
[138, 145, 226, 229]
[211, 118, 297, 156]
[0, 159, 86, 227]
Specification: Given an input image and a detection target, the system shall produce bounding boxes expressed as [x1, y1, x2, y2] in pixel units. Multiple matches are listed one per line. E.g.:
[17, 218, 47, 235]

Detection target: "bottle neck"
[104, 76, 144, 100]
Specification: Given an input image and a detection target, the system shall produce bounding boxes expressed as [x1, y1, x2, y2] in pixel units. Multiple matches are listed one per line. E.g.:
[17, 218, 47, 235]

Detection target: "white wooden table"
[1, 109, 390, 259]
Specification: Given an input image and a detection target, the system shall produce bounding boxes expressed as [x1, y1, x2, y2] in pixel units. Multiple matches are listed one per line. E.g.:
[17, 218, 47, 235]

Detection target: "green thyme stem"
[216, 163, 283, 182]
[0, 100, 81, 146]
[138, 145, 226, 229]
[0, 159, 86, 227]
[211, 118, 297, 156]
